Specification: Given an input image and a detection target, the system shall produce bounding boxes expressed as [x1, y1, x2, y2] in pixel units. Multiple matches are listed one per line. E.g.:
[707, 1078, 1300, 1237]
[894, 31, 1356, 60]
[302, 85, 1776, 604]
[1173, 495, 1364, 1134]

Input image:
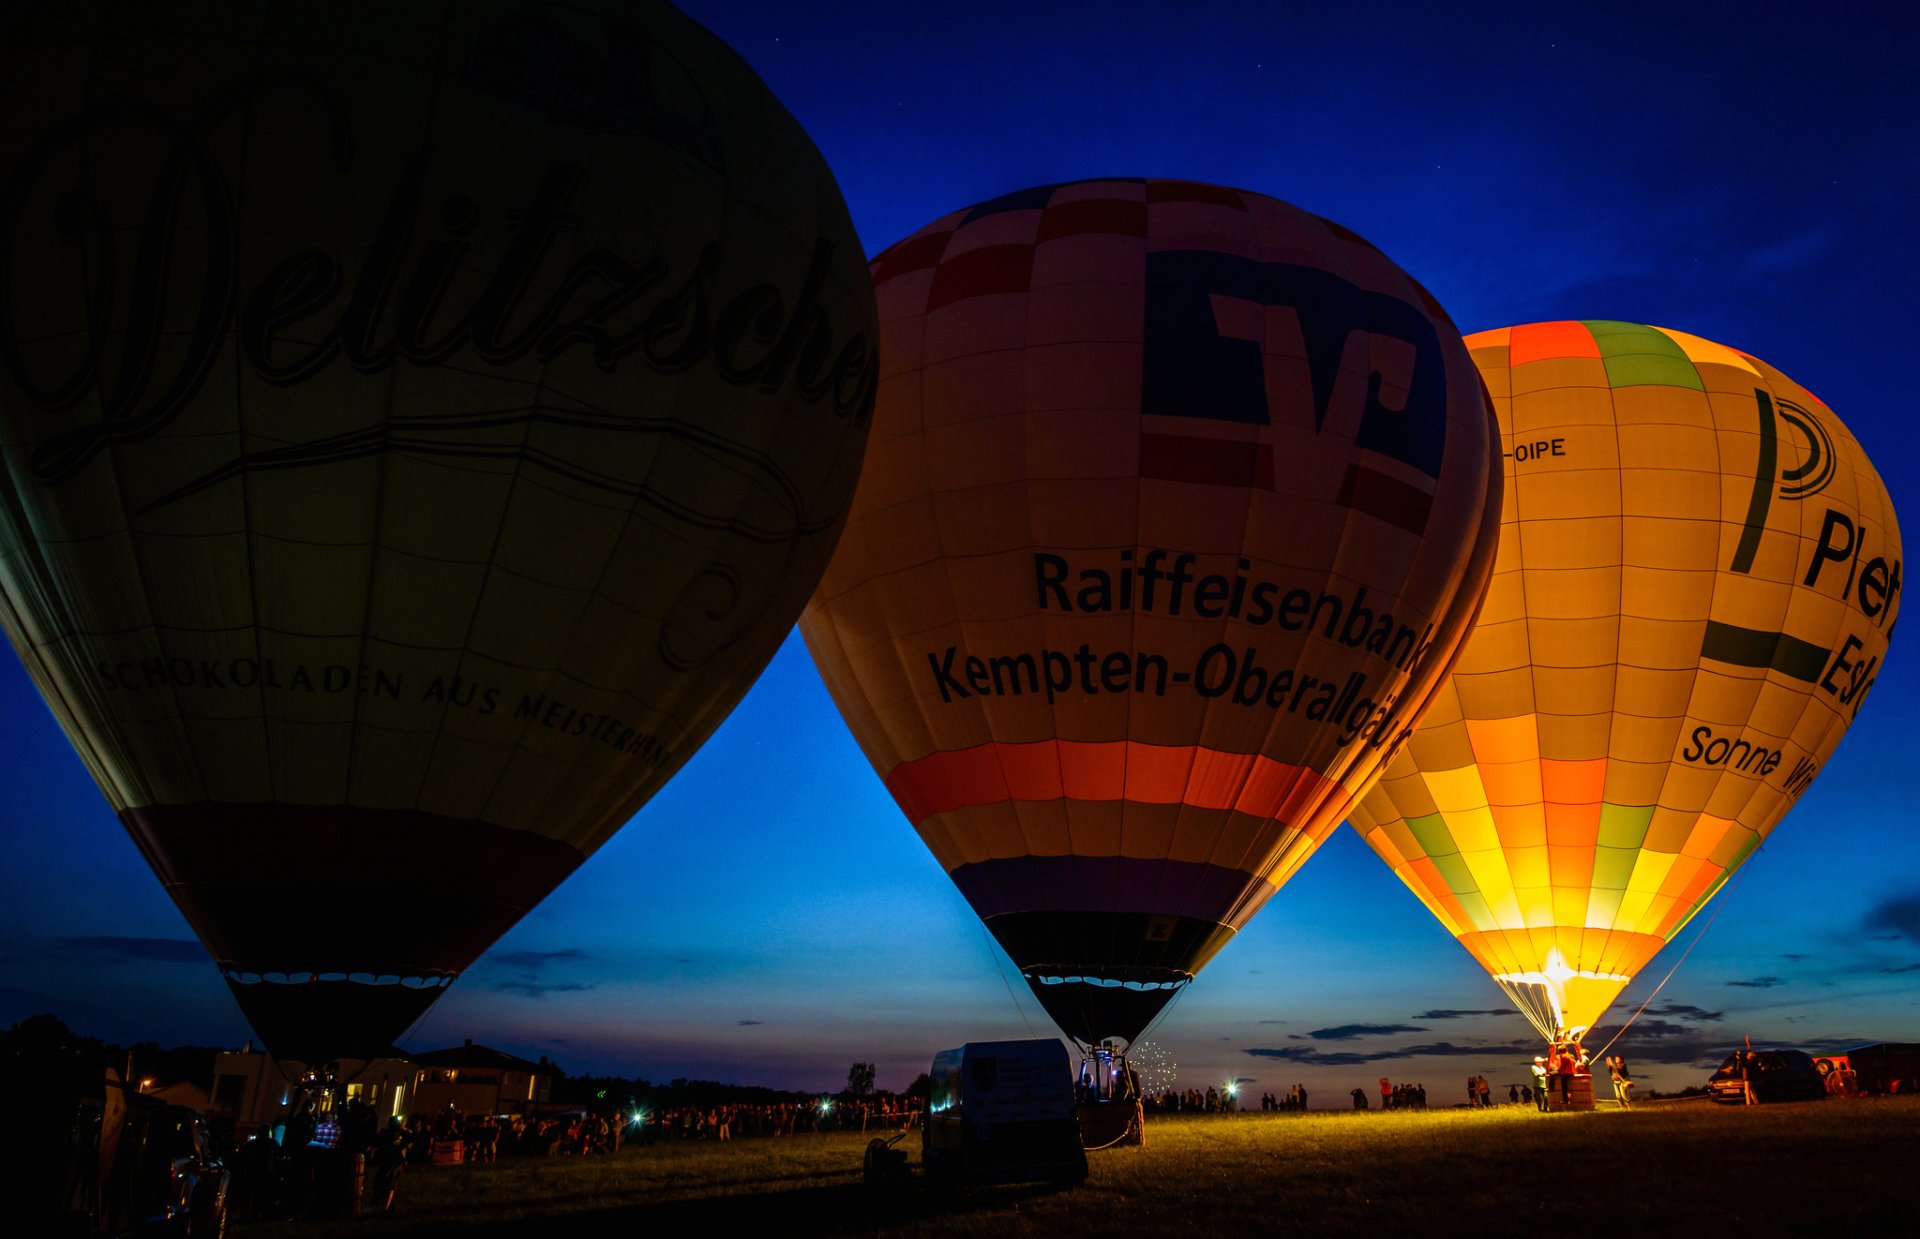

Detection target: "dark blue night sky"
[2, 1, 1915, 1099]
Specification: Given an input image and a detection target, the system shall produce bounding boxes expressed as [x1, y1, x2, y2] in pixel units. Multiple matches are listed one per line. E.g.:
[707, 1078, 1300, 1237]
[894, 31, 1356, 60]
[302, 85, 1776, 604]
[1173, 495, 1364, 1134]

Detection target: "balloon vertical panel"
[0, 1, 876, 1059]
[804, 180, 1503, 1045]
[1351, 321, 1901, 1040]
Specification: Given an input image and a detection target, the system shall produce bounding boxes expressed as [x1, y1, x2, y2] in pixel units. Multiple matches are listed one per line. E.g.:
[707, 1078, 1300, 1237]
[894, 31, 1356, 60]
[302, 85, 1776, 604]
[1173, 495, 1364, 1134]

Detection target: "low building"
[209, 1045, 416, 1136]
[408, 1040, 558, 1116]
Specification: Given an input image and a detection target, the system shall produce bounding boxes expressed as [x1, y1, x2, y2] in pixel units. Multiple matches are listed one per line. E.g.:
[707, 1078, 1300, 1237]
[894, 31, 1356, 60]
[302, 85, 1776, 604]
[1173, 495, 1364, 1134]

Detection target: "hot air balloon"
[0, 1, 876, 1062]
[801, 180, 1502, 1050]
[1349, 320, 1902, 1047]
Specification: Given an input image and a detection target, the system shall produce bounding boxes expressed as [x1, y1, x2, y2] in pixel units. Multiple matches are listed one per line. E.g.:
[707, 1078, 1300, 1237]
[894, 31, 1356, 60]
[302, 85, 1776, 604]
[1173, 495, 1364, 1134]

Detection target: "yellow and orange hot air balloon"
[802, 180, 1502, 1048]
[1350, 320, 1902, 1044]
[0, 2, 875, 1061]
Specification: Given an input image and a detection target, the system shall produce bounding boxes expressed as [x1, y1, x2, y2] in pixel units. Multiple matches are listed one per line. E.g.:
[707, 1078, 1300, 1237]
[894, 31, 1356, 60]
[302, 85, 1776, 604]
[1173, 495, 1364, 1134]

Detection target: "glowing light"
[1223, 1081, 1239, 1098]
[1130, 1041, 1178, 1095]
[819, 1099, 833, 1115]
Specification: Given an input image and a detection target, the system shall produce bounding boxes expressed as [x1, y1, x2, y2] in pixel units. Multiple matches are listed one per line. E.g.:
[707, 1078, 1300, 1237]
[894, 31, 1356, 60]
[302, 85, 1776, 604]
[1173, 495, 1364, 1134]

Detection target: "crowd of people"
[1256, 1085, 1310, 1111]
[225, 1098, 648, 1221]
[1377, 1078, 1430, 1109]
[1141, 1086, 1236, 1113]
[635, 1099, 918, 1143]
[223, 1046, 1642, 1221]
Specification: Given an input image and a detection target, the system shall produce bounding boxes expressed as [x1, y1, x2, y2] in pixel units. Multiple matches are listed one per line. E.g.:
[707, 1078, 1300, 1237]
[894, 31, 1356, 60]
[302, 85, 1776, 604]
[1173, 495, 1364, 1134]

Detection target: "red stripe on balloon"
[1145, 181, 1249, 210]
[884, 740, 1342, 825]
[1139, 432, 1274, 488]
[1037, 197, 1148, 241]
[1336, 464, 1434, 534]
[926, 244, 1035, 309]
[870, 230, 953, 286]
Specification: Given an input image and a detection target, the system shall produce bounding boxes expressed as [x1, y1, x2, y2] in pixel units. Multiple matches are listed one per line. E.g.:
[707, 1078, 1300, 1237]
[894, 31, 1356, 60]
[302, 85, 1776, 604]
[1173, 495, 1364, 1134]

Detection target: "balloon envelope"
[802, 180, 1501, 1046]
[0, 1, 876, 1060]
[1350, 321, 1902, 1042]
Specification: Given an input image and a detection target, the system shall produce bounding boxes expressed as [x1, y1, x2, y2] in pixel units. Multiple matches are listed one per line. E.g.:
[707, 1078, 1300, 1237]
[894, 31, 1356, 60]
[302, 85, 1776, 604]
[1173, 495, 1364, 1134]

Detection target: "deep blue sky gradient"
[2, 1, 1916, 1102]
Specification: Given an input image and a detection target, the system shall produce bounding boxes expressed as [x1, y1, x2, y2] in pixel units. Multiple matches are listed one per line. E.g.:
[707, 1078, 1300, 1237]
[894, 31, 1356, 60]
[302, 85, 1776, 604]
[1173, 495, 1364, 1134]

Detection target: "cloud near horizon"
[1646, 1003, 1724, 1022]
[488, 949, 589, 973]
[1246, 1039, 1537, 1067]
[1864, 892, 1920, 943]
[1412, 1009, 1516, 1020]
[1298, 1023, 1429, 1041]
[494, 981, 596, 999]
[1726, 976, 1784, 989]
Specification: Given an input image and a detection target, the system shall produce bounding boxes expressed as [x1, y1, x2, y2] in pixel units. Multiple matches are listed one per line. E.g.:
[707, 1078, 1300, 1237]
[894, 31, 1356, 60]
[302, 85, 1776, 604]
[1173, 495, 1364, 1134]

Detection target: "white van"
[922, 1039, 1088, 1184]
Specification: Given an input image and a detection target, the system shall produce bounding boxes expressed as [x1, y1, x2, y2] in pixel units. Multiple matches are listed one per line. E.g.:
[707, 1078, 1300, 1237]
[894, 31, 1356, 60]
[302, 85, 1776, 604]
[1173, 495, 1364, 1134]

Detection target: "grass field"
[242, 1096, 1919, 1237]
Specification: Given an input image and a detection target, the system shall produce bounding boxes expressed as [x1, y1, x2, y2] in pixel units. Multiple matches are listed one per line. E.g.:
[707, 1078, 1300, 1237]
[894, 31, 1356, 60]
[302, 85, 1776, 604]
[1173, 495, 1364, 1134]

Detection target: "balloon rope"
[980, 924, 1039, 1039]
[1592, 861, 1755, 1060]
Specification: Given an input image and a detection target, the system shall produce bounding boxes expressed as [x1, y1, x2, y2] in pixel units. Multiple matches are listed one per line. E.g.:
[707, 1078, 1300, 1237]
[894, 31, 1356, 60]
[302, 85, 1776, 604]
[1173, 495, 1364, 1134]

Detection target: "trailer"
[921, 1039, 1087, 1185]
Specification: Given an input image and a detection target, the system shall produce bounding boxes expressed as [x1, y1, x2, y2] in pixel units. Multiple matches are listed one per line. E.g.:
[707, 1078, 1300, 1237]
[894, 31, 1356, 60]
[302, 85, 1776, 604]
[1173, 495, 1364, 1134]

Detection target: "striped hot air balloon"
[1350, 321, 1902, 1045]
[802, 180, 1502, 1048]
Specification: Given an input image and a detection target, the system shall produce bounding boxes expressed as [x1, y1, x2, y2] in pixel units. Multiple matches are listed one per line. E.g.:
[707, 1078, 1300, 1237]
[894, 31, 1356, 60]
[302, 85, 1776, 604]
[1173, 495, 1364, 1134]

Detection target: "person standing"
[1605, 1055, 1632, 1109]
[1530, 1057, 1550, 1111]
[366, 1118, 406, 1215]
[1555, 1047, 1577, 1108]
[1379, 1076, 1392, 1111]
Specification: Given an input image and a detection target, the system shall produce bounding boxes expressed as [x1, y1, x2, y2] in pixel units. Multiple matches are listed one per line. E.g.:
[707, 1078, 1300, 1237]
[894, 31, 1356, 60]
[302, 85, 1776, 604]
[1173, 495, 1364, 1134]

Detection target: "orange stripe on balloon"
[883, 741, 1342, 824]
[1544, 801, 1601, 848]
[1540, 757, 1607, 804]
[1506, 320, 1602, 366]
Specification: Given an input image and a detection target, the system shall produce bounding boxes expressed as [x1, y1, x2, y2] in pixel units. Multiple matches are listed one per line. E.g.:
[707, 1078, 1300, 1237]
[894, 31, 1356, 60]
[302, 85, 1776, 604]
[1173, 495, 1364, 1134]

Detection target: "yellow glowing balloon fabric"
[1349, 321, 1902, 1042]
[802, 180, 1502, 1047]
[0, 2, 875, 1060]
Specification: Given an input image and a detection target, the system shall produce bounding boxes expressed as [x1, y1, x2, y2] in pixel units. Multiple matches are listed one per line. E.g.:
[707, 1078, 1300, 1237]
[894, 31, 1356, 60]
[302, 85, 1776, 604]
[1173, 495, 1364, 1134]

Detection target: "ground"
[241, 1096, 1919, 1237]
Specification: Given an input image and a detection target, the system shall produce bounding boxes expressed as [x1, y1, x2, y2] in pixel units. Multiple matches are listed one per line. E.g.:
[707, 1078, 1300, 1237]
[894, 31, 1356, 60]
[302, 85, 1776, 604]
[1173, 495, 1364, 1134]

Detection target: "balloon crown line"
[1024, 972, 1193, 992]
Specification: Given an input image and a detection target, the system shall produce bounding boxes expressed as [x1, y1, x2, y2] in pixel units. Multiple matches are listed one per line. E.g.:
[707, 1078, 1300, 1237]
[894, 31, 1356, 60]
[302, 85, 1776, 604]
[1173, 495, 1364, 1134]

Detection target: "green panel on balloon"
[1405, 812, 1460, 860]
[1597, 803, 1654, 849]
[1585, 320, 1705, 391]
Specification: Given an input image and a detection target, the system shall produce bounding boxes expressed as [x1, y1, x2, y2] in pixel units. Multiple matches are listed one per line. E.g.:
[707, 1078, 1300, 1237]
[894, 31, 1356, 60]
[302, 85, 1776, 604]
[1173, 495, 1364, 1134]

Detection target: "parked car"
[1707, 1049, 1826, 1104]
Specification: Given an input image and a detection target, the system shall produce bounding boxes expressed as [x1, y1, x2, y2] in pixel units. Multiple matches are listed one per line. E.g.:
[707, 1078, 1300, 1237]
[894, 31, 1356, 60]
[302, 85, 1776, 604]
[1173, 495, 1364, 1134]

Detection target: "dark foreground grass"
[243, 1096, 1919, 1238]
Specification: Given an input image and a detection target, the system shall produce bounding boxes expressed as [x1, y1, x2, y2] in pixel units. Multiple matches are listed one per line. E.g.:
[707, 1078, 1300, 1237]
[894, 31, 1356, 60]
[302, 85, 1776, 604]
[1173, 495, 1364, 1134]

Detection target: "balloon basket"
[1077, 1101, 1144, 1148]
[1546, 1074, 1595, 1112]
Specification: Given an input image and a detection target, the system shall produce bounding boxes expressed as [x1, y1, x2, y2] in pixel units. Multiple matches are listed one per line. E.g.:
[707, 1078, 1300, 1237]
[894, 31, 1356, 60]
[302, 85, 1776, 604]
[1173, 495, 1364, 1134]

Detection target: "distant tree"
[845, 1061, 876, 1097]
[905, 1072, 932, 1103]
